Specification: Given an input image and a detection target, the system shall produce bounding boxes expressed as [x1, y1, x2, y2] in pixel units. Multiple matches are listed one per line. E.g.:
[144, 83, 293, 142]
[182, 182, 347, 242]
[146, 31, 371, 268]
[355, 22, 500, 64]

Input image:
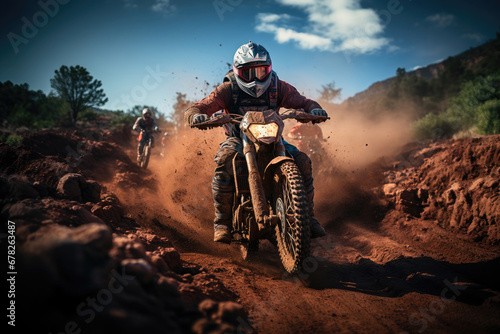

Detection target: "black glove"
[311, 109, 328, 117]
[192, 114, 209, 125]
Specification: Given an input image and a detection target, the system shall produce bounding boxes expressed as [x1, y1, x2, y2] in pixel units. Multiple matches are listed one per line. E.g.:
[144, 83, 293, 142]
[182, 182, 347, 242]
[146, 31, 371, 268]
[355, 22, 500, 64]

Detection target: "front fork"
[242, 135, 285, 231]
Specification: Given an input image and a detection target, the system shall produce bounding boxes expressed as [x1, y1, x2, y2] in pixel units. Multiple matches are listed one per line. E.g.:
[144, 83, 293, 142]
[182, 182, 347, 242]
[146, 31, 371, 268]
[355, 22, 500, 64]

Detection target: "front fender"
[263, 156, 295, 191]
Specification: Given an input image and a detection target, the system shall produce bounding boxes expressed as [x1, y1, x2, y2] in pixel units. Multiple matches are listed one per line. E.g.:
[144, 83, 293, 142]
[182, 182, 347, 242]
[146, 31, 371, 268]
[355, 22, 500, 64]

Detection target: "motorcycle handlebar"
[191, 109, 329, 130]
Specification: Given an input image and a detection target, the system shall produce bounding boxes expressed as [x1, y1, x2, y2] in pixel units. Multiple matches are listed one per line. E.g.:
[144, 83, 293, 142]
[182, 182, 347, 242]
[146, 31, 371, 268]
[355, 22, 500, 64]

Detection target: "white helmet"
[233, 42, 273, 98]
[142, 107, 152, 118]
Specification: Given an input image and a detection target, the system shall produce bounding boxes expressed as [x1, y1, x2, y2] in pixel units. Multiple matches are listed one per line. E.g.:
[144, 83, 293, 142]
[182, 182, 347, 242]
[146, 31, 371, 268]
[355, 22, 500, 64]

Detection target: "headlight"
[248, 123, 279, 143]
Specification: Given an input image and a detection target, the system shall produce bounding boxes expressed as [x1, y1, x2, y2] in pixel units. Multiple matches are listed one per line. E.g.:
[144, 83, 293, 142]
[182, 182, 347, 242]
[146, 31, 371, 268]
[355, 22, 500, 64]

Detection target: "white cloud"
[123, 0, 176, 15]
[425, 13, 455, 27]
[256, 0, 393, 55]
[462, 33, 484, 42]
[256, 13, 332, 51]
[123, 0, 137, 8]
[151, 0, 176, 15]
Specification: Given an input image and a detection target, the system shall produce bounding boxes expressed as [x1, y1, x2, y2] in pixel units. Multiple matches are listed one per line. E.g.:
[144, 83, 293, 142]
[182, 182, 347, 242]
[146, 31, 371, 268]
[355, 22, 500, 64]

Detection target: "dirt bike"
[192, 109, 329, 274]
[293, 135, 328, 178]
[138, 129, 157, 169]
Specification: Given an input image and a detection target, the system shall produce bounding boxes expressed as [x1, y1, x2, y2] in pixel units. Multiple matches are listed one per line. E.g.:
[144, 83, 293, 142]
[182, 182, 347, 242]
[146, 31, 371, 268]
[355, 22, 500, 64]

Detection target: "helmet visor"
[235, 65, 271, 82]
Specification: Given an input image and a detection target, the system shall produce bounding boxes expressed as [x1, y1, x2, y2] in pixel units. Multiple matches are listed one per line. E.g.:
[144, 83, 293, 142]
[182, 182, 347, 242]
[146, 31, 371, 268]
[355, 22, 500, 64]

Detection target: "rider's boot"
[305, 178, 326, 238]
[212, 181, 233, 244]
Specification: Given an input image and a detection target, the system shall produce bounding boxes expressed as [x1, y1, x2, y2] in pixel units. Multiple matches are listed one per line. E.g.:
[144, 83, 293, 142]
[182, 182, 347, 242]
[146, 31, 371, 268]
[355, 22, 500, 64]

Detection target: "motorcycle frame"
[235, 134, 290, 238]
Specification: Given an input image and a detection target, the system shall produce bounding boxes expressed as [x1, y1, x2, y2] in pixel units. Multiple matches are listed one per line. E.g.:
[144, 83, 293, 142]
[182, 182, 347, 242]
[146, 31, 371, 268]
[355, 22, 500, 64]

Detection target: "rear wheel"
[273, 161, 310, 274]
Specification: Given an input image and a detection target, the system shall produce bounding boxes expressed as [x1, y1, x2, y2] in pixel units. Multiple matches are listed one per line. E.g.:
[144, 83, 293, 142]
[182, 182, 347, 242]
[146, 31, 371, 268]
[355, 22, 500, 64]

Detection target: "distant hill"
[342, 33, 500, 118]
[345, 62, 445, 105]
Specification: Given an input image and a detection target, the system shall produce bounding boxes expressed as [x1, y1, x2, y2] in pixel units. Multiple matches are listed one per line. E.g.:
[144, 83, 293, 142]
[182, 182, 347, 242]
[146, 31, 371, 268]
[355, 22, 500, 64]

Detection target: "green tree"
[318, 81, 342, 103]
[476, 99, 500, 135]
[412, 112, 456, 140]
[412, 73, 500, 140]
[170, 92, 193, 128]
[0, 81, 67, 129]
[396, 67, 406, 79]
[446, 74, 500, 131]
[50, 65, 108, 125]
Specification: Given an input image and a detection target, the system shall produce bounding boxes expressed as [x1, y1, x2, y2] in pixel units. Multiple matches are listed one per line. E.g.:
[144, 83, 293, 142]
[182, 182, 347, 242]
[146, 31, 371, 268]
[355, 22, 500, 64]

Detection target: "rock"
[91, 192, 124, 223]
[82, 179, 101, 203]
[19, 223, 113, 297]
[216, 301, 245, 325]
[68, 222, 113, 254]
[484, 176, 499, 189]
[468, 178, 485, 192]
[7, 175, 40, 201]
[91, 204, 122, 223]
[110, 235, 147, 261]
[70, 204, 106, 226]
[443, 188, 456, 205]
[151, 254, 170, 273]
[192, 318, 223, 334]
[122, 258, 155, 284]
[382, 183, 397, 197]
[139, 231, 158, 244]
[467, 218, 480, 235]
[396, 188, 422, 217]
[418, 187, 429, 203]
[160, 247, 182, 270]
[57, 173, 85, 201]
[194, 300, 247, 333]
[156, 275, 182, 299]
[398, 188, 419, 202]
[199, 299, 219, 319]
[6, 199, 45, 220]
[32, 180, 49, 197]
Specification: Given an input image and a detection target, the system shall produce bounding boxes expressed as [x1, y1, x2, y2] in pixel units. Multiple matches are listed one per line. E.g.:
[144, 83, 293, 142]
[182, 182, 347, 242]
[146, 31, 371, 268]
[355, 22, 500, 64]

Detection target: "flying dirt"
[2, 106, 499, 333]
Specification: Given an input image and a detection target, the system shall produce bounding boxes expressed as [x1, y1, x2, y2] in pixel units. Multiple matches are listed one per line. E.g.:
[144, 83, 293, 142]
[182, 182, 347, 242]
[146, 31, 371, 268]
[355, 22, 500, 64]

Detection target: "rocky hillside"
[379, 135, 500, 244]
[345, 62, 446, 106]
[342, 35, 500, 112]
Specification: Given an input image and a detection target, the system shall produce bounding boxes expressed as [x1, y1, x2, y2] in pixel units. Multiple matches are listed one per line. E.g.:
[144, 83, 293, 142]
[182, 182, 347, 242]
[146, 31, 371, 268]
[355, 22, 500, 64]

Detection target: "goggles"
[234, 65, 272, 82]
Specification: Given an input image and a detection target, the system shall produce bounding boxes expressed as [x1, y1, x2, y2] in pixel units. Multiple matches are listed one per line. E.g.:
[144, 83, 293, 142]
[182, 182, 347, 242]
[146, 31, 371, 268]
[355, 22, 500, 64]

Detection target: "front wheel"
[141, 144, 151, 169]
[273, 161, 310, 274]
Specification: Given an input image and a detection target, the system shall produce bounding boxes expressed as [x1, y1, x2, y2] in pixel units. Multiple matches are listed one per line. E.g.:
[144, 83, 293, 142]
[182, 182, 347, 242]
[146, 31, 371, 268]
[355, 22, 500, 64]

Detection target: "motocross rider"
[185, 42, 328, 243]
[133, 107, 159, 162]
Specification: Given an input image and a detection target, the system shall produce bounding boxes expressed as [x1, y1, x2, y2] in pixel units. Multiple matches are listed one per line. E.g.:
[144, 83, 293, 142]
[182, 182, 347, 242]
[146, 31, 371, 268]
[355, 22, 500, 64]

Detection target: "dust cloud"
[147, 128, 225, 244]
[311, 105, 414, 227]
[145, 105, 413, 248]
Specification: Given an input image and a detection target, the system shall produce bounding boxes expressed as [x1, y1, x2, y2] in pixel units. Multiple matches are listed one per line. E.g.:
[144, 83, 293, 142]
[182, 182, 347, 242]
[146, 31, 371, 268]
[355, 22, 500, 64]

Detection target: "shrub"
[476, 99, 500, 135]
[412, 113, 456, 141]
[110, 111, 136, 129]
[78, 109, 99, 122]
[5, 134, 23, 146]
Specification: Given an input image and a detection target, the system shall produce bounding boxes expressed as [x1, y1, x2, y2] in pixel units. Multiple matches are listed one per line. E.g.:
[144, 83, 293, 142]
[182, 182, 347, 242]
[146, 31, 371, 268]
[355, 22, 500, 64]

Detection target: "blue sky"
[1, 0, 498, 116]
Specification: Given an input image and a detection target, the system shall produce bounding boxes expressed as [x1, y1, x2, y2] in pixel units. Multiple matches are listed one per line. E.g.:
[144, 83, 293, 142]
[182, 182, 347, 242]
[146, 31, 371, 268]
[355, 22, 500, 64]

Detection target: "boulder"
[57, 173, 85, 201]
[82, 179, 101, 203]
[159, 247, 182, 270]
[7, 175, 40, 201]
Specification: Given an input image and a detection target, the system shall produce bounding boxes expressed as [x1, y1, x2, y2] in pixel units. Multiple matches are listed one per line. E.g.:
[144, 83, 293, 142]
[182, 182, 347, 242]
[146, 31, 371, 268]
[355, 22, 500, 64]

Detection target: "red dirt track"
[2, 127, 499, 334]
[125, 131, 500, 334]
